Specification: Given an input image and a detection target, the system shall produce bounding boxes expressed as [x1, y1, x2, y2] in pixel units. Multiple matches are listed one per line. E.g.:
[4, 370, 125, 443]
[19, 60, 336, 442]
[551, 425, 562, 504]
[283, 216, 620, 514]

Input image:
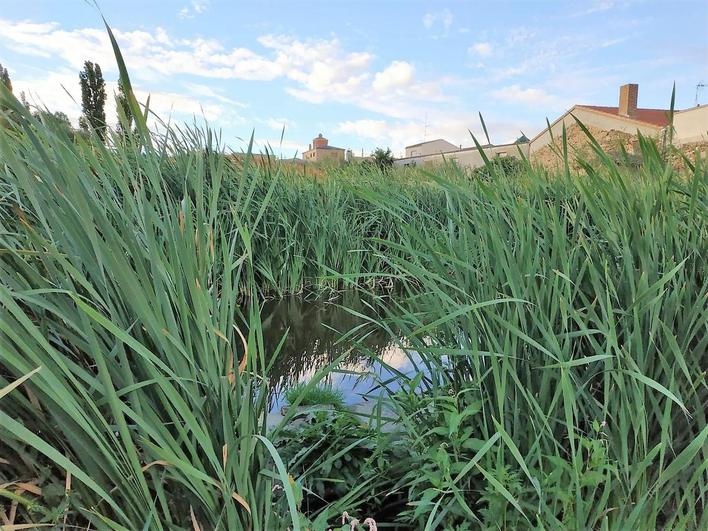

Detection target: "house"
[405, 139, 459, 158]
[672, 105, 708, 145]
[529, 83, 708, 168]
[302, 133, 346, 163]
[396, 137, 529, 169]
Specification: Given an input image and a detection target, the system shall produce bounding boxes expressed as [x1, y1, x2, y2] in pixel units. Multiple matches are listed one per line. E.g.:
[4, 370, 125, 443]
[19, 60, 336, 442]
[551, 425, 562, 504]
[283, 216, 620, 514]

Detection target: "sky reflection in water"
[260, 294, 421, 410]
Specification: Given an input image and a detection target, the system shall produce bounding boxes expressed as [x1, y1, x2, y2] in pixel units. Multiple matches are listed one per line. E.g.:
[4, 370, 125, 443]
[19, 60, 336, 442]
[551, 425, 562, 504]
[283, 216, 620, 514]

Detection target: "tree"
[472, 155, 525, 180]
[79, 61, 106, 140]
[20, 91, 30, 111]
[0, 63, 11, 93]
[372, 147, 395, 171]
[37, 111, 75, 140]
[0, 63, 14, 128]
[18, 91, 76, 139]
[115, 79, 133, 138]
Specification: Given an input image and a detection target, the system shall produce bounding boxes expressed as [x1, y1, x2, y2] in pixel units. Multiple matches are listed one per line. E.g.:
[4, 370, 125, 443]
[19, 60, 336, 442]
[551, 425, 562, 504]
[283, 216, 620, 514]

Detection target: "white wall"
[405, 139, 459, 158]
[395, 143, 529, 169]
[673, 106, 708, 145]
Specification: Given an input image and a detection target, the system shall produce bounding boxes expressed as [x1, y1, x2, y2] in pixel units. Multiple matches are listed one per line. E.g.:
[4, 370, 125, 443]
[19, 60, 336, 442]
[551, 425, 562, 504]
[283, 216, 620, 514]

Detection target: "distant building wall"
[673, 106, 708, 145]
[302, 133, 346, 163]
[405, 139, 459, 158]
[303, 147, 345, 163]
[395, 142, 528, 169]
[529, 106, 661, 155]
[530, 122, 641, 171]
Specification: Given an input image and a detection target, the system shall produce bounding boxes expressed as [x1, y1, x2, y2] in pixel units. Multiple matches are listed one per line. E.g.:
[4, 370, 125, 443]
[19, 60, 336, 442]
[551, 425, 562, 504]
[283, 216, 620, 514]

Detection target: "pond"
[259, 293, 422, 414]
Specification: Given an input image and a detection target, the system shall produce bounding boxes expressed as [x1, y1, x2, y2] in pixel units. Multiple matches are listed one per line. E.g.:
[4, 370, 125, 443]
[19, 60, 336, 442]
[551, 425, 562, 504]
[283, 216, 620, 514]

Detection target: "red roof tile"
[577, 105, 670, 127]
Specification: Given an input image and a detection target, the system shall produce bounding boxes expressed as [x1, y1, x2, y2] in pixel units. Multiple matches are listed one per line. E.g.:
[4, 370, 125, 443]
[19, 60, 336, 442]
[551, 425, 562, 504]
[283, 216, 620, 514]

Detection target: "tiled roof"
[405, 139, 458, 149]
[305, 145, 345, 151]
[577, 105, 671, 127]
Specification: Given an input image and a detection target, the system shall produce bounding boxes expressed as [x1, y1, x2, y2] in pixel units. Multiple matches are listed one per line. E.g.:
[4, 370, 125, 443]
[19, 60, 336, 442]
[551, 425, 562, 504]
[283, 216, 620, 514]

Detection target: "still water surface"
[260, 293, 420, 411]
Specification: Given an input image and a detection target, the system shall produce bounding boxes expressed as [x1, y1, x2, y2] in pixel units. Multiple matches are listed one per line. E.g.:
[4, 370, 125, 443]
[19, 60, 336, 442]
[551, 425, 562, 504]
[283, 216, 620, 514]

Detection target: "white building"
[396, 138, 529, 169]
[404, 139, 459, 158]
[672, 105, 708, 145]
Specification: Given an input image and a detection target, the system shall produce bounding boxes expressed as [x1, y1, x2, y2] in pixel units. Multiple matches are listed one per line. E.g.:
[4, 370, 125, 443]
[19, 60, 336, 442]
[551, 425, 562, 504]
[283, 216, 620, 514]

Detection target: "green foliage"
[0, 63, 13, 125]
[285, 384, 345, 409]
[78, 60, 107, 140]
[273, 406, 400, 527]
[386, 388, 491, 528]
[371, 147, 394, 170]
[471, 153, 525, 179]
[0, 76, 298, 530]
[115, 78, 133, 137]
[358, 142, 708, 529]
[0, 62, 11, 92]
[17, 92, 78, 140]
[275, 410, 377, 499]
[36, 110, 75, 140]
[0, 21, 706, 531]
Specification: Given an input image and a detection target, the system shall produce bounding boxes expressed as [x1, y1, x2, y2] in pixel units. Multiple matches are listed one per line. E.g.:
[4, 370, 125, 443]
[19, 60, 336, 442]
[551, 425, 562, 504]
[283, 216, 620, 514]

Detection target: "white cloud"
[372, 61, 414, 91]
[442, 9, 454, 31]
[12, 69, 243, 131]
[505, 27, 536, 46]
[135, 88, 227, 123]
[0, 18, 451, 121]
[12, 69, 84, 124]
[181, 82, 248, 107]
[422, 13, 435, 29]
[261, 117, 296, 131]
[336, 119, 390, 143]
[0, 18, 283, 82]
[192, 0, 210, 14]
[491, 85, 563, 108]
[179, 0, 211, 19]
[257, 33, 374, 99]
[469, 42, 492, 57]
[248, 138, 309, 157]
[571, 0, 625, 17]
[423, 9, 454, 32]
[256, 35, 445, 118]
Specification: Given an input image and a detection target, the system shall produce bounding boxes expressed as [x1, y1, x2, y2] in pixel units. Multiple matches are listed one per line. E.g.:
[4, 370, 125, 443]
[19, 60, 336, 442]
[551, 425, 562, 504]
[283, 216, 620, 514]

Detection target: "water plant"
[0, 20, 705, 530]
[359, 134, 708, 529]
[285, 384, 345, 409]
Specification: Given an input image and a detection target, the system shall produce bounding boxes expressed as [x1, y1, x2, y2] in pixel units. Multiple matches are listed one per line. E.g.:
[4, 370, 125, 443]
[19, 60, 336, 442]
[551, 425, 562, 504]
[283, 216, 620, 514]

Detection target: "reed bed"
[359, 152, 707, 529]
[0, 33, 706, 529]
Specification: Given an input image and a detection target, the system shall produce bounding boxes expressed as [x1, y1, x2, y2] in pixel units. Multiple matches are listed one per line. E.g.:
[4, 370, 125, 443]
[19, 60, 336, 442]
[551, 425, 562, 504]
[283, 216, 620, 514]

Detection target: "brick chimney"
[619, 83, 638, 117]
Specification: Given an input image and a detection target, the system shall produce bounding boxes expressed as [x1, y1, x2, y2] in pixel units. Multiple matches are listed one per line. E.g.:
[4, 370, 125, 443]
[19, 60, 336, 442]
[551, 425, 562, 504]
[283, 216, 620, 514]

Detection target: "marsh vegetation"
[0, 33, 706, 530]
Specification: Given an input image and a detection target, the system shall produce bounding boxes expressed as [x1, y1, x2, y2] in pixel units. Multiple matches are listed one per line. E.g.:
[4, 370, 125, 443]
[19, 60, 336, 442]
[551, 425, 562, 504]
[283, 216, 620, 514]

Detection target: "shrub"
[472, 154, 526, 179]
[285, 384, 345, 409]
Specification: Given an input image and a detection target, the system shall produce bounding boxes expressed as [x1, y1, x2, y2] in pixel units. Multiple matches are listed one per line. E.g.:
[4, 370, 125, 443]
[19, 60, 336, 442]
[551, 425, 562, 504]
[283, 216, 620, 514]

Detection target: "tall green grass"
[0, 81, 309, 528]
[1, 27, 706, 529]
[358, 145, 707, 528]
[0, 51, 442, 526]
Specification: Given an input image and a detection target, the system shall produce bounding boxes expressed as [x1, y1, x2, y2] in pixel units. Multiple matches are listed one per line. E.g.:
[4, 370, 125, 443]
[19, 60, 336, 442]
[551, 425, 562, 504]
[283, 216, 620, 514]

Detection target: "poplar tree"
[0, 63, 11, 93]
[79, 61, 106, 140]
[116, 79, 133, 137]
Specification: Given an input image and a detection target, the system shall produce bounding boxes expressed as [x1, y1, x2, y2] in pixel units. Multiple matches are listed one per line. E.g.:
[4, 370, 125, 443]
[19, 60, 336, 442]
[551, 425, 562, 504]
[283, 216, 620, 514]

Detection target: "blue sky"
[1, 0, 706, 156]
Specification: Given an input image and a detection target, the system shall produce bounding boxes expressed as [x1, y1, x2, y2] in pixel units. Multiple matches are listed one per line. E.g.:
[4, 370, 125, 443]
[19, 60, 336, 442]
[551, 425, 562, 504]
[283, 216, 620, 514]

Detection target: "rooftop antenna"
[696, 81, 706, 106]
[423, 112, 429, 141]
